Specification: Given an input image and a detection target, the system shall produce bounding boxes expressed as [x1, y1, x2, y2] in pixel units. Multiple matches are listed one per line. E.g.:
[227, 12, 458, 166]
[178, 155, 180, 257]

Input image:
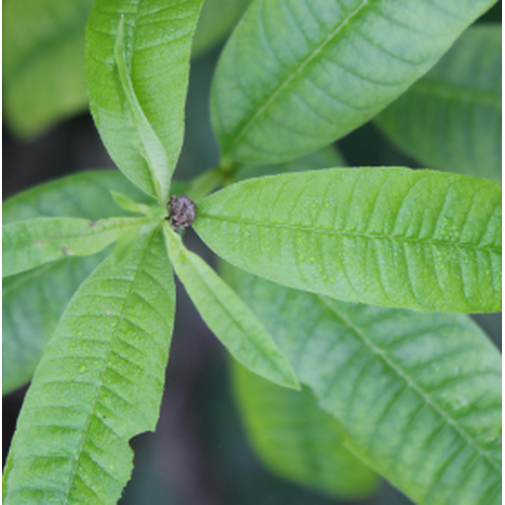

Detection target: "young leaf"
[86, 0, 205, 198]
[113, 16, 171, 203]
[3, 228, 175, 504]
[375, 25, 501, 182]
[111, 190, 153, 215]
[194, 168, 501, 313]
[3, 0, 93, 138]
[233, 362, 379, 498]
[111, 190, 168, 224]
[223, 263, 502, 505]
[211, 0, 497, 164]
[163, 224, 299, 390]
[2, 171, 150, 395]
[3, 171, 157, 224]
[2, 171, 182, 396]
[3, 216, 144, 277]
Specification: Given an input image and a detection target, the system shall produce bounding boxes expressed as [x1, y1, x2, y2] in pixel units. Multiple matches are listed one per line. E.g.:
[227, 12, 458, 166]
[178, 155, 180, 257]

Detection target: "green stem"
[186, 169, 224, 201]
[184, 160, 243, 202]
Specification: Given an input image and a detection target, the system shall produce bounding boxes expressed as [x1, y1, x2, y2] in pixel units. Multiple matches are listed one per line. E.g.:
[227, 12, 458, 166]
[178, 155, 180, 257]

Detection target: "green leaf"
[86, 0, 205, 198]
[3, 257, 105, 396]
[2, 171, 156, 225]
[4, 0, 237, 138]
[111, 190, 152, 215]
[3, 171, 153, 396]
[3, 228, 175, 504]
[111, 191, 168, 225]
[113, 16, 171, 203]
[375, 25, 502, 182]
[192, 0, 251, 58]
[194, 168, 501, 313]
[211, 0, 497, 164]
[3, 0, 93, 138]
[2, 171, 180, 396]
[223, 263, 502, 505]
[163, 224, 299, 389]
[232, 361, 379, 498]
[3, 216, 144, 278]
[110, 225, 146, 266]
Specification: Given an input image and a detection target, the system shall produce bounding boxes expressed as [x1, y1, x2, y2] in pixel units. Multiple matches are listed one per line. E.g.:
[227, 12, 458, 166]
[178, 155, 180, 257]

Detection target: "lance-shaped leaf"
[163, 224, 299, 389]
[3, 216, 144, 277]
[194, 168, 501, 313]
[2, 171, 181, 396]
[3, 0, 93, 138]
[3, 228, 175, 504]
[375, 25, 502, 182]
[223, 264, 502, 505]
[86, 0, 205, 199]
[112, 16, 171, 203]
[2, 171, 153, 395]
[211, 0, 497, 164]
[111, 190, 153, 214]
[233, 361, 379, 498]
[4, 0, 246, 139]
[2, 171, 157, 225]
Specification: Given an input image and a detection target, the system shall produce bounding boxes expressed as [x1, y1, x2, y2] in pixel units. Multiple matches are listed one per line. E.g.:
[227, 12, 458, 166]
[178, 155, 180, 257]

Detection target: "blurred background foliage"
[3, 0, 501, 503]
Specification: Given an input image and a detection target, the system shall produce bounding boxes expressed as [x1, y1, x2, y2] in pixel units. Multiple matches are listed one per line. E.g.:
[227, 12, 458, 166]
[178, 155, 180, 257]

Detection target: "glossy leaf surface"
[233, 362, 379, 498]
[211, 0, 497, 164]
[3, 0, 93, 138]
[86, 0, 204, 197]
[3, 216, 143, 277]
[376, 25, 502, 182]
[163, 224, 299, 389]
[195, 168, 501, 313]
[3, 229, 175, 504]
[223, 264, 502, 505]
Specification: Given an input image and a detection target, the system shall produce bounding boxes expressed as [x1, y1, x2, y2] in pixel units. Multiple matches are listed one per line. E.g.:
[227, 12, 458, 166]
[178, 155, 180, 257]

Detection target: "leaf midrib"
[222, 0, 371, 156]
[197, 214, 501, 255]
[318, 296, 501, 473]
[6, 218, 140, 250]
[61, 229, 157, 504]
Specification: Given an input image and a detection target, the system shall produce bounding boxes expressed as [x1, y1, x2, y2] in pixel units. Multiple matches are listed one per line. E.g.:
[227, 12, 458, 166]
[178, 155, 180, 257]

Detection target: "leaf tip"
[286, 379, 302, 391]
[270, 363, 301, 391]
[283, 372, 301, 391]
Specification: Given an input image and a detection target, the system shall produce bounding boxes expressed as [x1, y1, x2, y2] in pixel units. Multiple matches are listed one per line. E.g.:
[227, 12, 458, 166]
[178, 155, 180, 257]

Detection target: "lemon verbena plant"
[2, 1, 501, 504]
